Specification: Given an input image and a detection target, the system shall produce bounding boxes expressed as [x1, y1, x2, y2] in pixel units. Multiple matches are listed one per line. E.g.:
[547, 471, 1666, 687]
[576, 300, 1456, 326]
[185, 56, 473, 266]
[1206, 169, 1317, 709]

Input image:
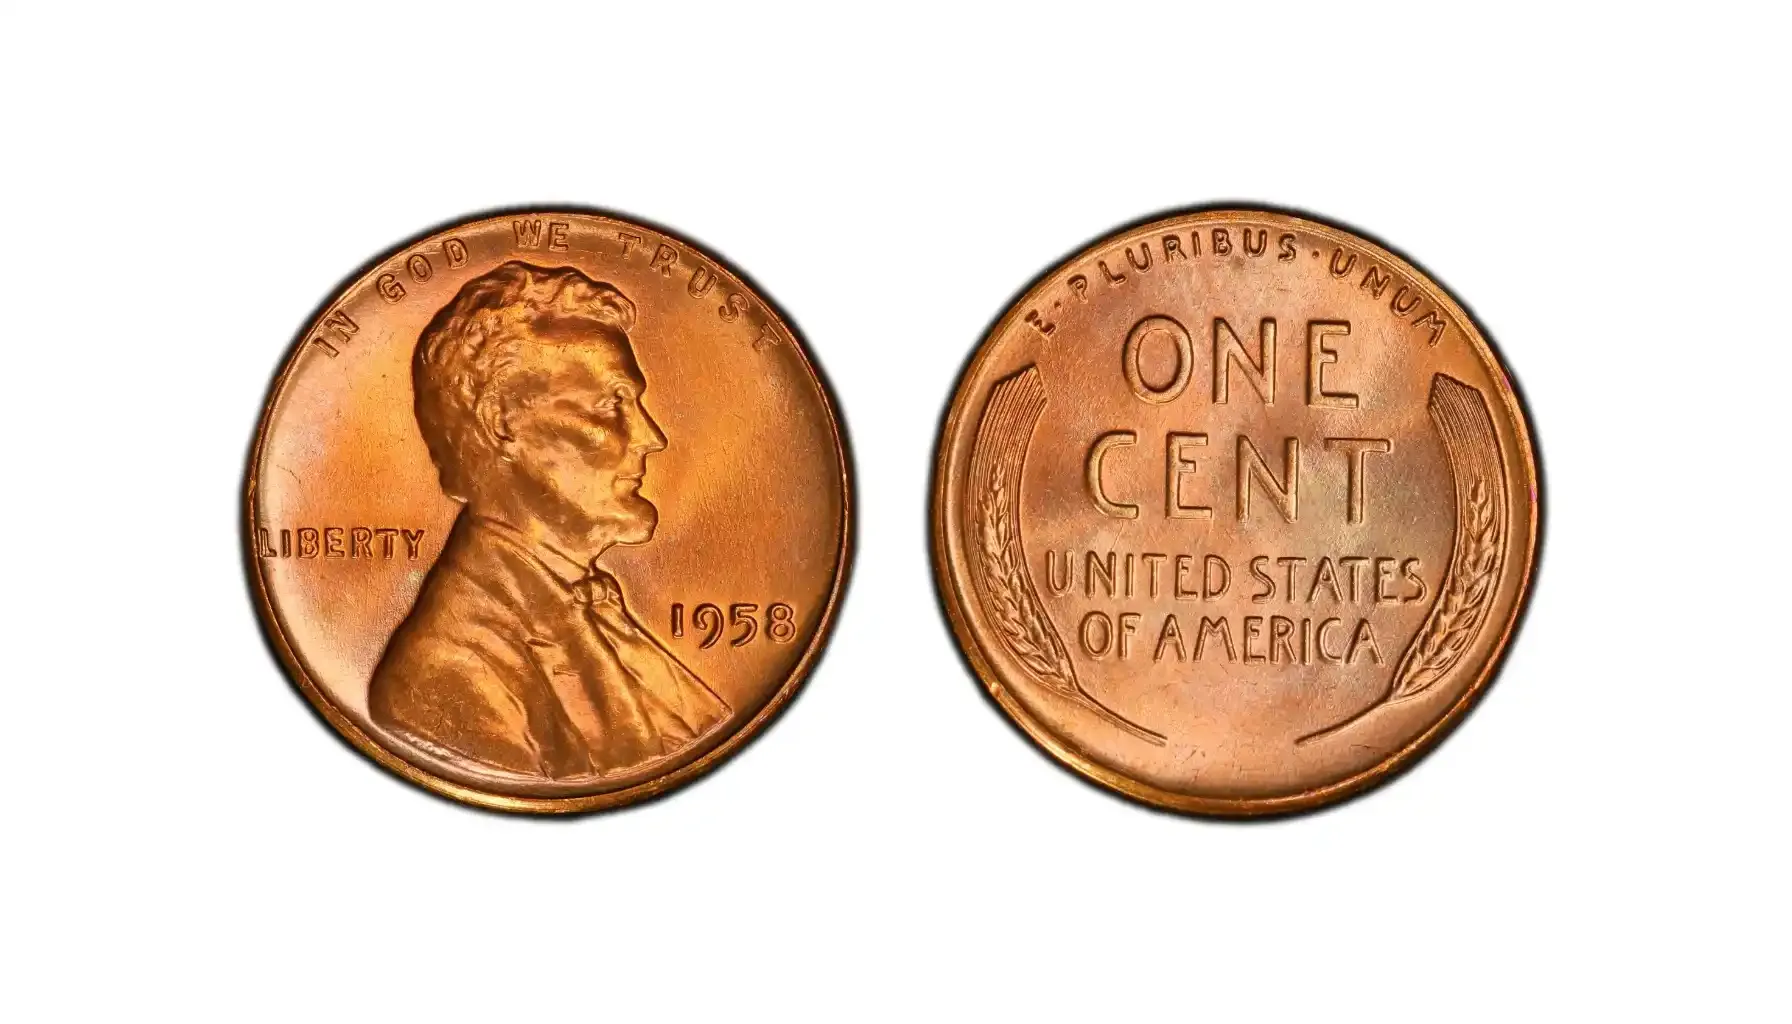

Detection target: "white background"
[3, 4, 1786, 1021]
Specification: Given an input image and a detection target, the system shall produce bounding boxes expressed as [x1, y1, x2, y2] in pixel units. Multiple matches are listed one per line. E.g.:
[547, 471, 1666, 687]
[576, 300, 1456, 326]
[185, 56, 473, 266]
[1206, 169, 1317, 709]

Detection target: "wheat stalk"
[964, 366, 1164, 745]
[1297, 374, 1508, 744]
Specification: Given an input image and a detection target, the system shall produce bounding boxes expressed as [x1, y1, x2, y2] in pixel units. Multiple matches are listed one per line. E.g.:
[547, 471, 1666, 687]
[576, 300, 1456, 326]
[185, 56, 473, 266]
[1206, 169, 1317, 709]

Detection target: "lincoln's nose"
[633, 402, 667, 455]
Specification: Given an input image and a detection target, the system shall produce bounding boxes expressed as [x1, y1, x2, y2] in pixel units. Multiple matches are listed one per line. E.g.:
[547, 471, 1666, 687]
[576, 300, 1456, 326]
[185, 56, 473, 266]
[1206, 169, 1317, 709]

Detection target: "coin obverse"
[933, 209, 1539, 815]
[248, 211, 850, 813]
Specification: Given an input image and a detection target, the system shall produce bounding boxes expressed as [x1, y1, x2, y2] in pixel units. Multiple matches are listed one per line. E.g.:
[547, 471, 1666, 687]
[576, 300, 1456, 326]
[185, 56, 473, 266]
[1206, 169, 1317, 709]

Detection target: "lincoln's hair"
[413, 261, 636, 501]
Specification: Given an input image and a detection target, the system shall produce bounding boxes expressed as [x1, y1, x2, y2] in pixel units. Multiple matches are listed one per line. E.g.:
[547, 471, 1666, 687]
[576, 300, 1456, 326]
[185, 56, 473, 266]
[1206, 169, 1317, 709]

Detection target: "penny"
[932, 209, 1539, 815]
[247, 211, 850, 813]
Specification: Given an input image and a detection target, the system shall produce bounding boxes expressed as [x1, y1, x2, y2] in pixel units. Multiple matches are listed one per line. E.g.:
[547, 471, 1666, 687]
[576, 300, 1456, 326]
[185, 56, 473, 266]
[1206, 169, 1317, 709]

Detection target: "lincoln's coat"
[369, 514, 729, 778]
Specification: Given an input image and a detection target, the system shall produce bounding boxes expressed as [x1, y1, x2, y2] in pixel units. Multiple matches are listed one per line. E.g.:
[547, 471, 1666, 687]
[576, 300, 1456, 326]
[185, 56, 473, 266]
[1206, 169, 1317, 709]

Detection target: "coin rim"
[245, 208, 853, 815]
[930, 207, 1541, 818]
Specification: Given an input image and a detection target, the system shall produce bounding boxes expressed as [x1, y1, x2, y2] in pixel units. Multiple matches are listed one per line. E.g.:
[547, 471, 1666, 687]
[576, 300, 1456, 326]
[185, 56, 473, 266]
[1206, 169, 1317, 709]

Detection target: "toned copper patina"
[933, 209, 1538, 815]
[248, 211, 850, 813]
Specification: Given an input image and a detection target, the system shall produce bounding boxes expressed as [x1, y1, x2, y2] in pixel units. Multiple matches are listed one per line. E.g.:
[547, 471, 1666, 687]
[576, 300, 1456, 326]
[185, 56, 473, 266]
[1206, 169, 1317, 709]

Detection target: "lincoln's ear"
[473, 389, 516, 461]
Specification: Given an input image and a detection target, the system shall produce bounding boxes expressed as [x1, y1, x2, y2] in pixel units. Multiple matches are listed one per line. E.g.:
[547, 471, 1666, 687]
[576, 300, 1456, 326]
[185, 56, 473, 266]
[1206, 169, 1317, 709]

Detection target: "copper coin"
[247, 210, 850, 813]
[933, 209, 1539, 815]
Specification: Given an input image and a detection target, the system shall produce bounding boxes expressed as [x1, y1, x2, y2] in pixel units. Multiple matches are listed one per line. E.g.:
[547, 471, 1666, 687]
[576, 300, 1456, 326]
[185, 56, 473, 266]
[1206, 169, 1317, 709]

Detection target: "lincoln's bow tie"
[570, 565, 623, 610]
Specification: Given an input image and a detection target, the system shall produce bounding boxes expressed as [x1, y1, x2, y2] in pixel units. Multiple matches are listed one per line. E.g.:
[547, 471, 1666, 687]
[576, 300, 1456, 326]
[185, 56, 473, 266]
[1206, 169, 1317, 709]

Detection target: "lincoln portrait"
[369, 261, 729, 779]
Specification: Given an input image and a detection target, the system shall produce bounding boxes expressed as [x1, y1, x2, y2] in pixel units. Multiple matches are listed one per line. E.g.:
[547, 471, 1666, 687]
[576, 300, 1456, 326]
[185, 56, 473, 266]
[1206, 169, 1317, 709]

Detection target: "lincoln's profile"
[369, 262, 729, 779]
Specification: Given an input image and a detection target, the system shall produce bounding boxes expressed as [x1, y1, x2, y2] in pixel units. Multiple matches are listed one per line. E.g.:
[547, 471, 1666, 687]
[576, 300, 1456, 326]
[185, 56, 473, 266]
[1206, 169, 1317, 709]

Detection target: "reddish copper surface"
[247, 211, 849, 813]
[933, 210, 1538, 815]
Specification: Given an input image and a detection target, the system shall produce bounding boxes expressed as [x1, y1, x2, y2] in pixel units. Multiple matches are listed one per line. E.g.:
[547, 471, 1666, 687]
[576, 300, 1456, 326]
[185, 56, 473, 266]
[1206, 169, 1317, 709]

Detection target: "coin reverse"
[932, 209, 1539, 815]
